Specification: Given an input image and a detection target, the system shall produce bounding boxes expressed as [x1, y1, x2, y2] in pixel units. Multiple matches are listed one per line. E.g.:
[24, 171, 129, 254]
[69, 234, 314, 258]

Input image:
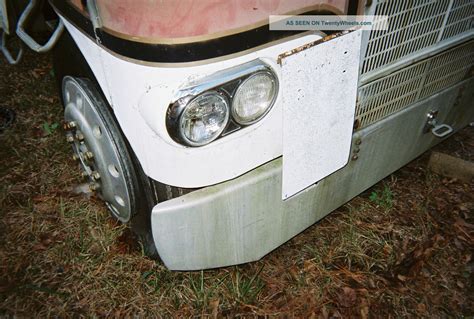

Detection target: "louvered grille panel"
[356, 41, 474, 129]
[441, 0, 473, 40]
[362, 0, 474, 76]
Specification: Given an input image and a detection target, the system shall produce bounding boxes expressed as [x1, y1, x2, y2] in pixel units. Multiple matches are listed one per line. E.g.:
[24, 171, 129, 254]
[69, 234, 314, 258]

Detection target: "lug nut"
[63, 121, 77, 131]
[66, 135, 75, 143]
[89, 183, 100, 191]
[91, 171, 101, 180]
[81, 171, 88, 178]
[84, 151, 94, 161]
[72, 154, 79, 161]
[76, 132, 84, 142]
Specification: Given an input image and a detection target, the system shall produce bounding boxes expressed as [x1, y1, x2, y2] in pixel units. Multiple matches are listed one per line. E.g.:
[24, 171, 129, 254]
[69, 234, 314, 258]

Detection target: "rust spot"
[353, 118, 361, 130]
[277, 30, 352, 65]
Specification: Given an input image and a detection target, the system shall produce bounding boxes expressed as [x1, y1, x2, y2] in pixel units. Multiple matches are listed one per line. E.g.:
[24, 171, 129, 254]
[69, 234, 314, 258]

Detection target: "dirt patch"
[1, 51, 473, 317]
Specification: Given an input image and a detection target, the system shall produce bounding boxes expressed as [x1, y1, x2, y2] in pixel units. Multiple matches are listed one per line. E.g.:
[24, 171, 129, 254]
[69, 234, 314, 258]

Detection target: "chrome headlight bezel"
[166, 59, 279, 147]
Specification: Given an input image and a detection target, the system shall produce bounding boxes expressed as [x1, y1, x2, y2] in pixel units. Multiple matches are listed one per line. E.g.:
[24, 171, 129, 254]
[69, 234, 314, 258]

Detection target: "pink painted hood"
[71, 0, 348, 41]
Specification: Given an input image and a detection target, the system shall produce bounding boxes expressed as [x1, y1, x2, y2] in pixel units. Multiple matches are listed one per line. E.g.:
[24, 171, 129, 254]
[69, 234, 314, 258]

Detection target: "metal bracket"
[431, 124, 453, 138]
[1, 31, 23, 64]
[16, 0, 64, 53]
[423, 110, 453, 138]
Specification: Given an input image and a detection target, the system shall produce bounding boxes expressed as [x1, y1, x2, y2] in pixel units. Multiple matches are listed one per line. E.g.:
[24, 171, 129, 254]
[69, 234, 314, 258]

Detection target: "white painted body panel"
[61, 18, 325, 187]
[281, 31, 361, 199]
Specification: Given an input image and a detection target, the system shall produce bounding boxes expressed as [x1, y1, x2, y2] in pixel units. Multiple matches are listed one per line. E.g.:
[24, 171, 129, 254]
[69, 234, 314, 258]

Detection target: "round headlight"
[232, 71, 278, 125]
[179, 91, 230, 146]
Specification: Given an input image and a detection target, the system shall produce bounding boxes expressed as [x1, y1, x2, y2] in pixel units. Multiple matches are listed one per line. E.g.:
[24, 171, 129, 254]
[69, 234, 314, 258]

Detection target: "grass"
[369, 183, 393, 209]
[1, 51, 473, 317]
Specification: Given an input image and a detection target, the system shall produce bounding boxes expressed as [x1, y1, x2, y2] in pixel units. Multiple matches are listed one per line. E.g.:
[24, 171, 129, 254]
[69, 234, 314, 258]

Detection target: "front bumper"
[151, 79, 474, 270]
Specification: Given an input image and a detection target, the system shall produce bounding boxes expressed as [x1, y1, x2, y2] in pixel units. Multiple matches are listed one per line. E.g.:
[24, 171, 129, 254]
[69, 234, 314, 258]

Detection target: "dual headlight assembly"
[166, 60, 279, 147]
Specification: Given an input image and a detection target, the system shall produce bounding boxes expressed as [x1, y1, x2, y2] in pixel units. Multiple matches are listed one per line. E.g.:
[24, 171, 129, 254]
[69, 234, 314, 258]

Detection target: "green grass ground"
[1, 51, 473, 317]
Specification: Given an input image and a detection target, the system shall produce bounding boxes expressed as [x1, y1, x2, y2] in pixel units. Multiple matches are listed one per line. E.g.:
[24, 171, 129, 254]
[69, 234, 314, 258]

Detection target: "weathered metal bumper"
[151, 79, 474, 271]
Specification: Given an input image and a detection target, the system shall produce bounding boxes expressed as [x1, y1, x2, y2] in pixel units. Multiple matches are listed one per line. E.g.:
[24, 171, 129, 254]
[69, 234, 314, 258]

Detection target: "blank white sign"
[281, 30, 362, 199]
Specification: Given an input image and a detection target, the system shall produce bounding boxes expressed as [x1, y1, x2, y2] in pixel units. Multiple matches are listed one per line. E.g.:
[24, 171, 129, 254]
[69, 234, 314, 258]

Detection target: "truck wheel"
[53, 30, 195, 258]
[61, 76, 158, 255]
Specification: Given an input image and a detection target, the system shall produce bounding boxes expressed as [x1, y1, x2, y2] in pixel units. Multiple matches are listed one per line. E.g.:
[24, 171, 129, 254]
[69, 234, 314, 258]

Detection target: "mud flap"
[280, 30, 362, 199]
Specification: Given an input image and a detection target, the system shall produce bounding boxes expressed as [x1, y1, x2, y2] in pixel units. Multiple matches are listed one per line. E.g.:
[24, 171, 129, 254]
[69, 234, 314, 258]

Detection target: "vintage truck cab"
[1, 0, 473, 270]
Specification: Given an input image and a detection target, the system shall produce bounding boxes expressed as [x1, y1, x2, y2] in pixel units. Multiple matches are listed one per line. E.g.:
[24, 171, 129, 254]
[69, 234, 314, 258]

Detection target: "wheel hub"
[63, 78, 132, 222]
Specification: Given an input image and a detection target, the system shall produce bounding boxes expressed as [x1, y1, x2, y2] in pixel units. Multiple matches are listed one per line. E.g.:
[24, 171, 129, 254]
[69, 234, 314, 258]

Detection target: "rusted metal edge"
[277, 30, 353, 65]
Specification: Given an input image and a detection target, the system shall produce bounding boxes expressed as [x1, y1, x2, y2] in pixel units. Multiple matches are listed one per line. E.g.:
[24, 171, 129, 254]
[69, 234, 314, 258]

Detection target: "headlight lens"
[232, 71, 278, 125]
[179, 91, 230, 146]
[167, 60, 279, 147]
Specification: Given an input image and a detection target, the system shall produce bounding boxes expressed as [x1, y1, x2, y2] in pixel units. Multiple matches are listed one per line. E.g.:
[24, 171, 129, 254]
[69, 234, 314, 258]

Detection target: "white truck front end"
[3, 0, 472, 270]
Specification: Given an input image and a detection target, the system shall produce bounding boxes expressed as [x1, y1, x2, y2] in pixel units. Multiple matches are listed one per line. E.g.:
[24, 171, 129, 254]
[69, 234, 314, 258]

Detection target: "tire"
[62, 76, 160, 256]
[53, 30, 194, 259]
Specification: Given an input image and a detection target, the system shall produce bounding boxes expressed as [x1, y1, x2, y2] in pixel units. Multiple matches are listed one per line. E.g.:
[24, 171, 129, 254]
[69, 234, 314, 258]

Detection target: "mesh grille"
[356, 41, 474, 129]
[362, 0, 474, 76]
[441, 0, 473, 40]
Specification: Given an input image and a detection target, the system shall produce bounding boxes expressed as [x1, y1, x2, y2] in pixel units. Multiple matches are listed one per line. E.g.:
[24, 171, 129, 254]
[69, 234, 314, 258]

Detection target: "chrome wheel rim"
[63, 77, 132, 222]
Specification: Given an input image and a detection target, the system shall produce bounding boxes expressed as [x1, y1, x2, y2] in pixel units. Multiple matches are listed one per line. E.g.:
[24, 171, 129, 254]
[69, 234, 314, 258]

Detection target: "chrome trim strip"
[172, 59, 271, 103]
